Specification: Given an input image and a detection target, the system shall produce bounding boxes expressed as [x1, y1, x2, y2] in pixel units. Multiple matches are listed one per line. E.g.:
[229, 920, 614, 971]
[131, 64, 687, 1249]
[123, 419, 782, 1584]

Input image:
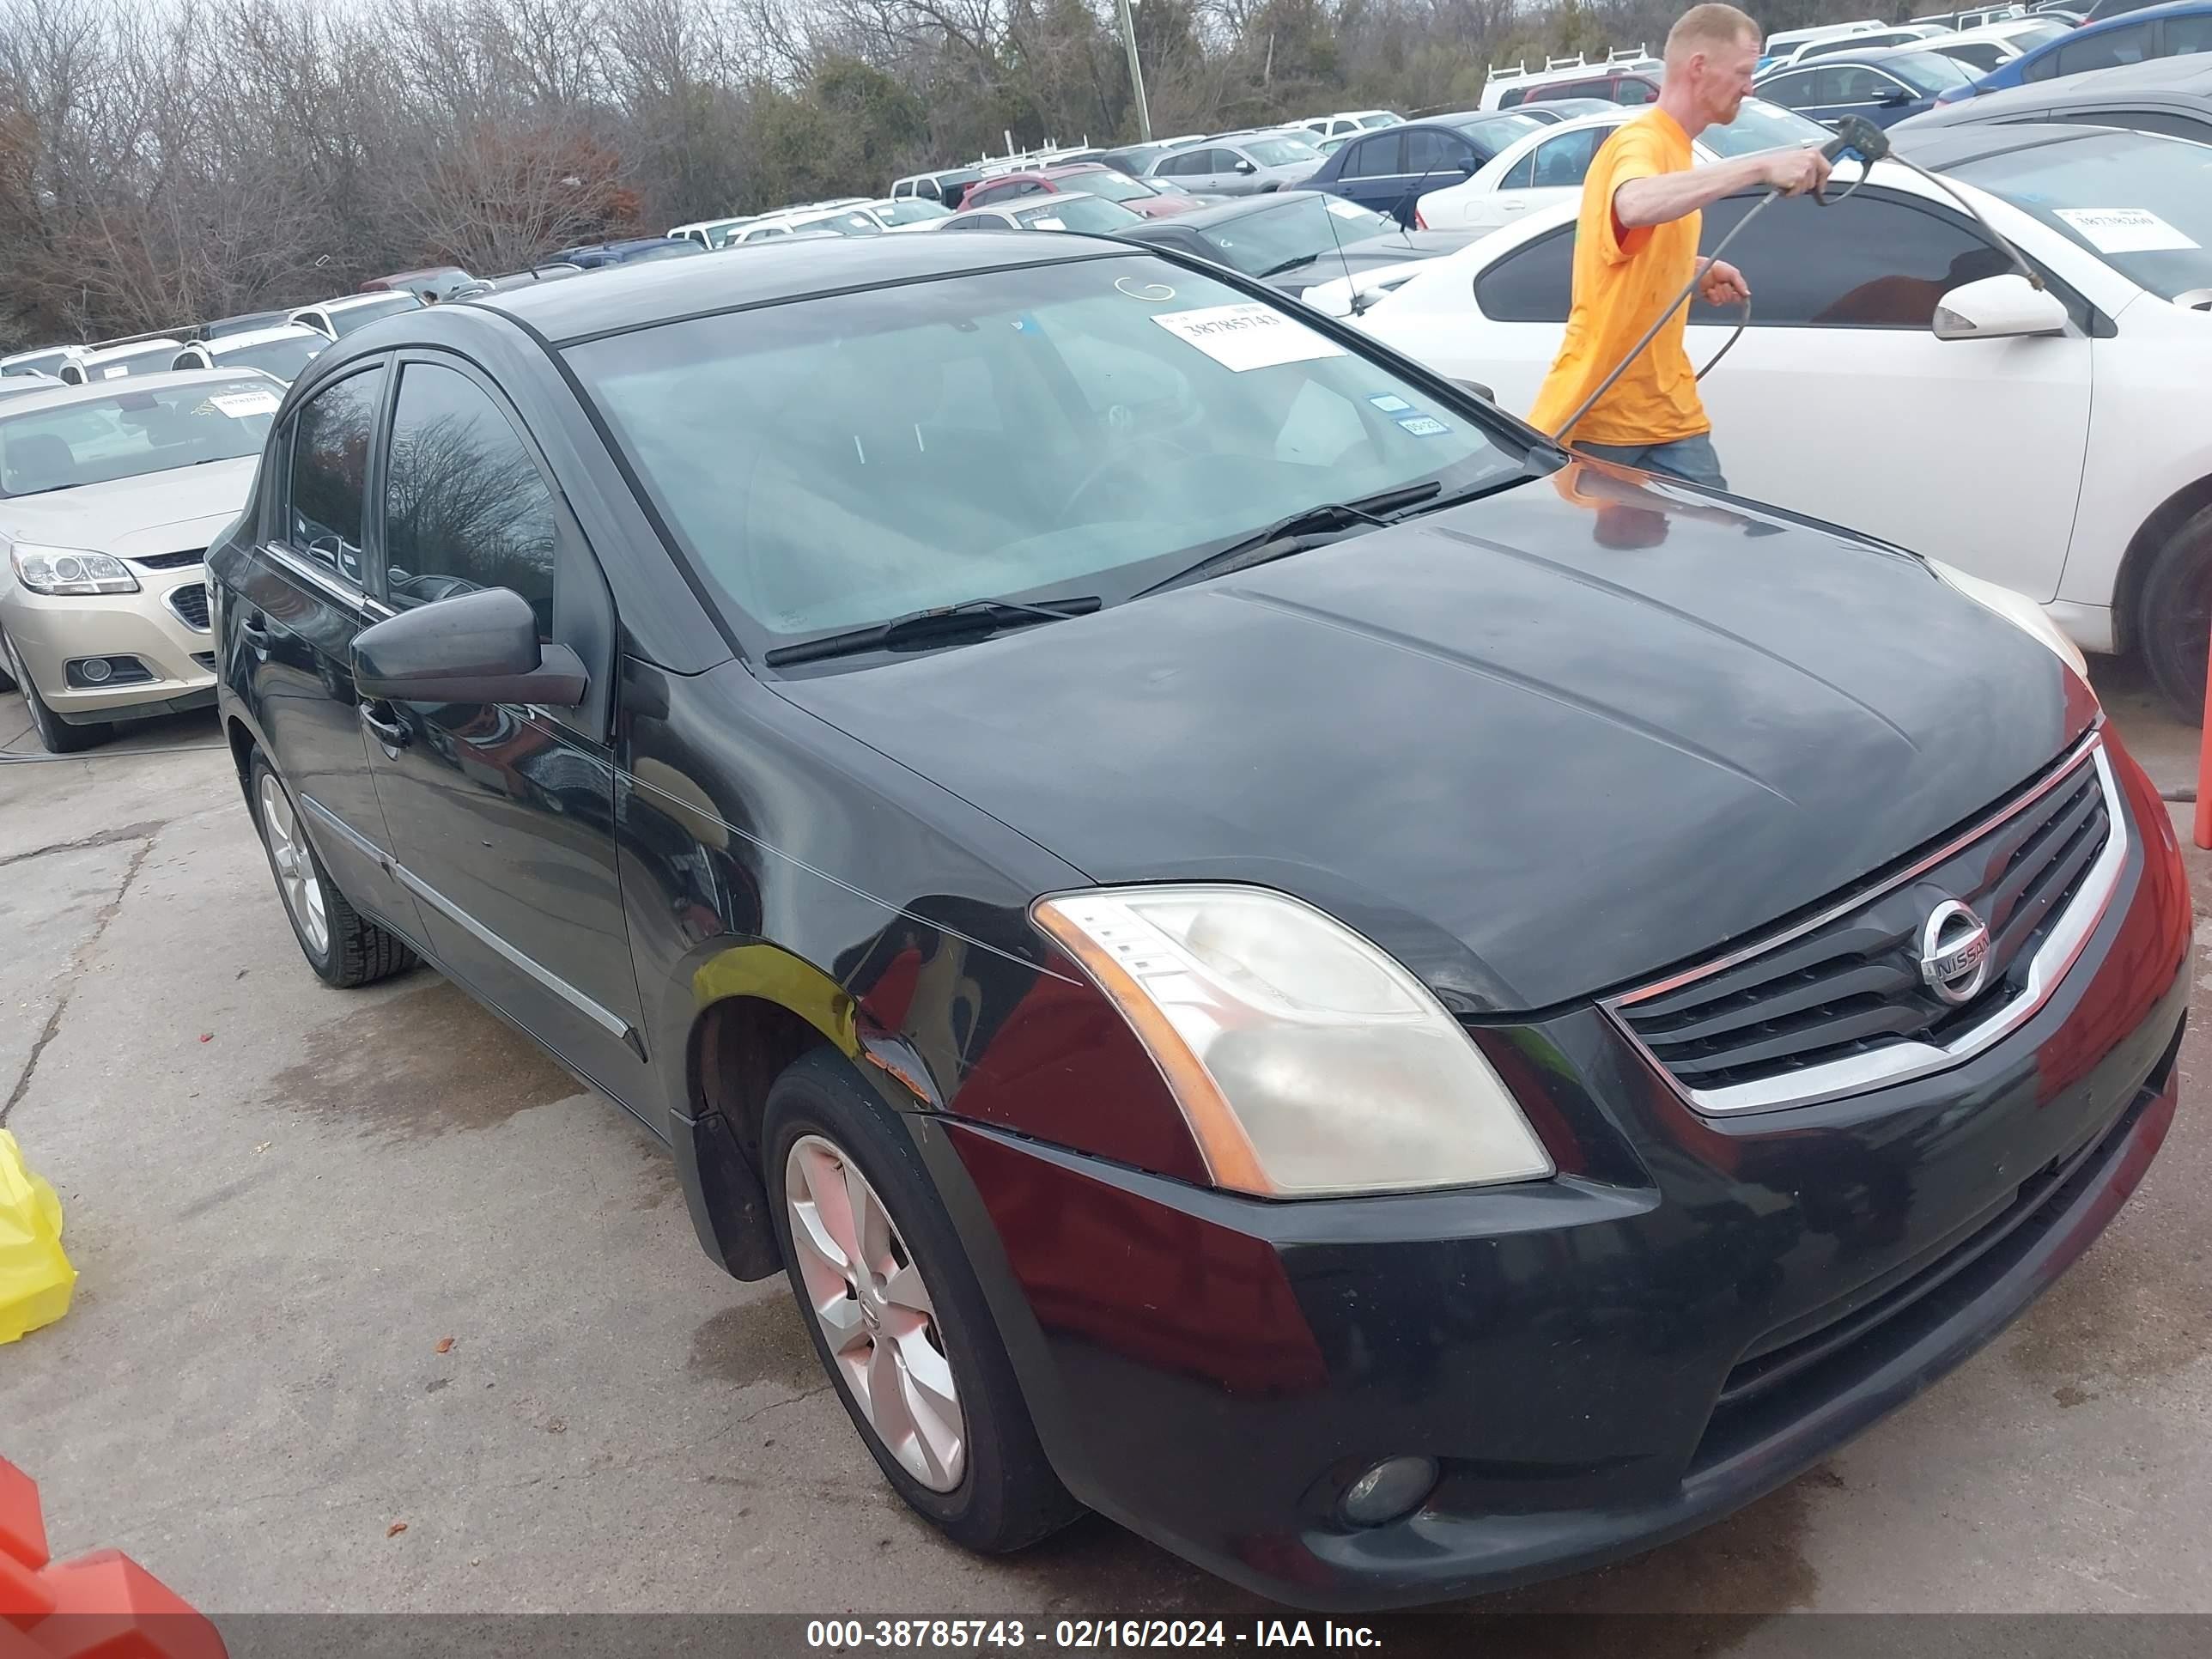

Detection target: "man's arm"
[1615, 146, 1832, 230]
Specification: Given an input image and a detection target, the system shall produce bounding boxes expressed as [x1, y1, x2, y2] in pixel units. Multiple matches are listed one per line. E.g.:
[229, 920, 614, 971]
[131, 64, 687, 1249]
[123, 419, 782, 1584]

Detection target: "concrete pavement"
[2, 668, 2209, 1634]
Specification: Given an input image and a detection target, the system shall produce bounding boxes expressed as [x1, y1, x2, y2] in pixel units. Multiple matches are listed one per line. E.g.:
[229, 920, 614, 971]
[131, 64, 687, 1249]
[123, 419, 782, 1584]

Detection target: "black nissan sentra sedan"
[208, 232, 2191, 1608]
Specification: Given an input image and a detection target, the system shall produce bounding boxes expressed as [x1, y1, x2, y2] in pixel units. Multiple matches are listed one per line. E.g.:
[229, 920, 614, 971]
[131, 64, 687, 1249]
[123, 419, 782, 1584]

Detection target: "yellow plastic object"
[0, 1129, 75, 1345]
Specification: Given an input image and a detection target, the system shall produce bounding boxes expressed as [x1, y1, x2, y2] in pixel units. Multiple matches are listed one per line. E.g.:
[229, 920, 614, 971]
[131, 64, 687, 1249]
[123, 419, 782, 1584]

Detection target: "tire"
[2, 630, 108, 752]
[247, 749, 416, 988]
[763, 1048, 1081, 1553]
[2139, 503, 2212, 723]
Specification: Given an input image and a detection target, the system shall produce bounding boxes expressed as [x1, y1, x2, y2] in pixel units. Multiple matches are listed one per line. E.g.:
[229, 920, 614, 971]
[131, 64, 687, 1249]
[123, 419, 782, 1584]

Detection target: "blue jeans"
[1576, 434, 1728, 492]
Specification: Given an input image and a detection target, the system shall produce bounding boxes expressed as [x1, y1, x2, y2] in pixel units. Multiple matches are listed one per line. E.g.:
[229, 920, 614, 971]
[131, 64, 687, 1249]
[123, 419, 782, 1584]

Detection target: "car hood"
[775, 474, 2091, 1013]
[1127, 195, 1206, 219]
[1273, 234, 1468, 294]
[0, 455, 258, 558]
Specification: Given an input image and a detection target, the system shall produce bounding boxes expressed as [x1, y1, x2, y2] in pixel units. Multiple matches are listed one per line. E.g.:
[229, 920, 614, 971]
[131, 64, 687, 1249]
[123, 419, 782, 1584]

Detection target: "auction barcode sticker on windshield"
[1152, 303, 1347, 372]
[2052, 207, 2199, 254]
[210, 391, 281, 417]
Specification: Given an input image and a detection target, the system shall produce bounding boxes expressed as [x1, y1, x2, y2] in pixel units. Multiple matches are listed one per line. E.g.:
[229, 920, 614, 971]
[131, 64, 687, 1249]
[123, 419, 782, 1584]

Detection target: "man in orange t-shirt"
[1527, 4, 1831, 490]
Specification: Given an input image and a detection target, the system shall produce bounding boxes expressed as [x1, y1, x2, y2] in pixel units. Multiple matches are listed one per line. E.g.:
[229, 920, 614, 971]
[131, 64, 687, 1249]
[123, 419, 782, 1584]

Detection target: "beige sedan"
[0, 370, 279, 751]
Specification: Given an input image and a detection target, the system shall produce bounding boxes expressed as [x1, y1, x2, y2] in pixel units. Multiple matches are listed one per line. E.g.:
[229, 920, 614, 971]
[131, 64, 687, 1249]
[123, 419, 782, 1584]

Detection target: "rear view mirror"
[1932, 273, 2069, 341]
[352, 585, 586, 707]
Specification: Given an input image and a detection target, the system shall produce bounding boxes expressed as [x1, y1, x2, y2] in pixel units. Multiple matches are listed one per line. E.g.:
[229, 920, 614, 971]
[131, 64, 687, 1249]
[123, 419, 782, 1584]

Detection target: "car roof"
[480, 230, 1140, 344]
[197, 324, 325, 350]
[308, 293, 420, 312]
[80, 337, 185, 361]
[2021, 51, 2212, 91]
[1887, 117, 2136, 166]
[0, 366, 273, 418]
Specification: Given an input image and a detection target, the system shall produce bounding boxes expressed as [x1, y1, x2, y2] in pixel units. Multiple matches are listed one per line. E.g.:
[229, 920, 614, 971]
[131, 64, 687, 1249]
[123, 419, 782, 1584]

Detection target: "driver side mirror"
[1452, 377, 1497, 404]
[1233, 159, 1257, 175]
[352, 585, 587, 707]
[1878, 87, 1913, 106]
[1931, 273, 2069, 341]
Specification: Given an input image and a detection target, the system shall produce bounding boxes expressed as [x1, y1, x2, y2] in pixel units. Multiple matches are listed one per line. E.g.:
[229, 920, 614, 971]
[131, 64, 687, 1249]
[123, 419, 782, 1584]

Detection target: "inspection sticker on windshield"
[1367, 393, 1413, 413]
[1395, 415, 1450, 437]
[1152, 303, 1346, 372]
[209, 391, 280, 417]
[2053, 208, 2199, 254]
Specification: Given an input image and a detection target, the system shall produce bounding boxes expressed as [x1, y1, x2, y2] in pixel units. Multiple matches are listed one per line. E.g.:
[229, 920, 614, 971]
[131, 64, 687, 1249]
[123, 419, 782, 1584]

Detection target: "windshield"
[329, 294, 422, 335]
[1246, 137, 1322, 167]
[567, 257, 1522, 661]
[1952, 128, 2212, 301]
[214, 335, 323, 381]
[800, 211, 883, 237]
[0, 377, 276, 497]
[877, 199, 949, 225]
[1017, 197, 1142, 232]
[2008, 20, 2069, 48]
[1885, 51, 1977, 93]
[82, 343, 178, 380]
[1701, 98, 1832, 155]
[1191, 196, 1399, 276]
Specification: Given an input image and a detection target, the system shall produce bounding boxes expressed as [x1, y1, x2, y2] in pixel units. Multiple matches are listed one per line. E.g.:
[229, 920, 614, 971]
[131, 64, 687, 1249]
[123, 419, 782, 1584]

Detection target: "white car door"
[1419, 123, 1617, 234]
[1362, 187, 2091, 602]
[1680, 189, 2088, 599]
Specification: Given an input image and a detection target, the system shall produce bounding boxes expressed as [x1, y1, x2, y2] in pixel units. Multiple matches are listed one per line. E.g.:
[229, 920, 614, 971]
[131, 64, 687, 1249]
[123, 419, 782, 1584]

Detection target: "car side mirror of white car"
[1931, 274, 2069, 342]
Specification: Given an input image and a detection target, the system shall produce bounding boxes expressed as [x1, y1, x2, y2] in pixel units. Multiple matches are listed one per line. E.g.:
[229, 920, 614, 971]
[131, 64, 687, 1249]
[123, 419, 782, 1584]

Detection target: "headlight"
[1928, 559, 2087, 678]
[1032, 884, 1554, 1197]
[10, 544, 138, 596]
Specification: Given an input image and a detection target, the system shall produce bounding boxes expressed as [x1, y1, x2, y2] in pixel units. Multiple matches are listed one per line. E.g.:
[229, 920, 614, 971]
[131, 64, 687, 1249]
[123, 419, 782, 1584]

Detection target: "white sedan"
[1358, 121, 2212, 713]
[1413, 99, 1832, 235]
[171, 324, 328, 384]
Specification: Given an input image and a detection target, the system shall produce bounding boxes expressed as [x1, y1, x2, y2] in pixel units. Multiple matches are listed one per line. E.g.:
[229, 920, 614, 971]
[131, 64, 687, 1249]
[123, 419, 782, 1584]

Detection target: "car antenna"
[1317, 185, 1364, 316]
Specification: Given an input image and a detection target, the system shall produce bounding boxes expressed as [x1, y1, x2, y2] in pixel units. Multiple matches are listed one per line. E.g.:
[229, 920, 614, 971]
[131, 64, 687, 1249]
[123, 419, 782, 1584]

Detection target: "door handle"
[357, 700, 410, 750]
[239, 614, 270, 642]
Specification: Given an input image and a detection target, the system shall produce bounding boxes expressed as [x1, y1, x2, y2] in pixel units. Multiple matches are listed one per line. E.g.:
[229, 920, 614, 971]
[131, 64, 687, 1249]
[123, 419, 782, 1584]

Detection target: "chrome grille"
[1612, 737, 2124, 1114]
[134, 549, 205, 571]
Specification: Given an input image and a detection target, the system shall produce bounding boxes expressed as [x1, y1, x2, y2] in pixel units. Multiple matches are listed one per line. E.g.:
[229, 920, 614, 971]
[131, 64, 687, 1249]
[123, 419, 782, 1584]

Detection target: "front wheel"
[3, 630, 108, 752]
[763, 1048, 1079, 1553]
[248, 750, 416, 988]
[2138, 503, 2212, 724]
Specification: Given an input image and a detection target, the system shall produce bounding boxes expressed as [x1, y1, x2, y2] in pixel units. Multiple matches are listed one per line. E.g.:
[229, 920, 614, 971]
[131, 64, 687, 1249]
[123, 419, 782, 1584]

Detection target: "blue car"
[1752, 47, 1982, 126]
[1304, 109, 1546, 225]
[1936, 0, 2212, 101]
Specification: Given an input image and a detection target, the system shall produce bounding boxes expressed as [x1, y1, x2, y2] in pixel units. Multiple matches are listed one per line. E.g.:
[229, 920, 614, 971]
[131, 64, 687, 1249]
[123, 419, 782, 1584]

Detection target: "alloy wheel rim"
[784, 1132, 966, 1491]
[258, 775, 328, 957]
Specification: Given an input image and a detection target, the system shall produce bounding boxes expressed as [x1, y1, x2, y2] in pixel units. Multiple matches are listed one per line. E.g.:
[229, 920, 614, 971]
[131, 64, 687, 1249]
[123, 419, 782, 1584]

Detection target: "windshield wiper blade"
[763, 594, 1101, 667]
[1380, 466, 1545, 522]
[1258, 252, 1321, 277]
[1133, 483, 1442, 599]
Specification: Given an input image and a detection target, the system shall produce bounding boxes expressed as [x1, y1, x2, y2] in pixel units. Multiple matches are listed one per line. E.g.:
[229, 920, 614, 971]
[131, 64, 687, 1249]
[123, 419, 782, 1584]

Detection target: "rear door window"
[284, 367, 383, 586]
[1474, 226, 1574, 322]
[2057, 21, 2152, 73]
[1344, 133, 1405, 178]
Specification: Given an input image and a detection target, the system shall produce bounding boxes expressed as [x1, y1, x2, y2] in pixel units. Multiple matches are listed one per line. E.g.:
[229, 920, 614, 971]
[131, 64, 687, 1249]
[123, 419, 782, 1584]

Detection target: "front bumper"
[2, 578, 215, 722]
[930, 733, 2193, 1610]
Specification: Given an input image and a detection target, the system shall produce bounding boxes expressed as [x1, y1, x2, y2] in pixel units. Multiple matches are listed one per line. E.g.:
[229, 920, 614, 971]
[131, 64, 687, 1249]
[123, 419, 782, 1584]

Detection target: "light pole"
[1115, 0, 1153, 143]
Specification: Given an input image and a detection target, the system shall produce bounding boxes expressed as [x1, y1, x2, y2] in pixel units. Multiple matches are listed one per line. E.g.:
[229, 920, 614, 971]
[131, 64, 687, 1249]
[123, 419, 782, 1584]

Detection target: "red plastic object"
[0, 1461, 225, 1659]
[2197, 652, 2212, 849]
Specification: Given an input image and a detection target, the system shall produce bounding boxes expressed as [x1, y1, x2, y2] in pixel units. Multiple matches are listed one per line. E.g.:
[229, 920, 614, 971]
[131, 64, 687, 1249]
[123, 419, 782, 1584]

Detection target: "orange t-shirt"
[1526, 111, 1708, 447]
